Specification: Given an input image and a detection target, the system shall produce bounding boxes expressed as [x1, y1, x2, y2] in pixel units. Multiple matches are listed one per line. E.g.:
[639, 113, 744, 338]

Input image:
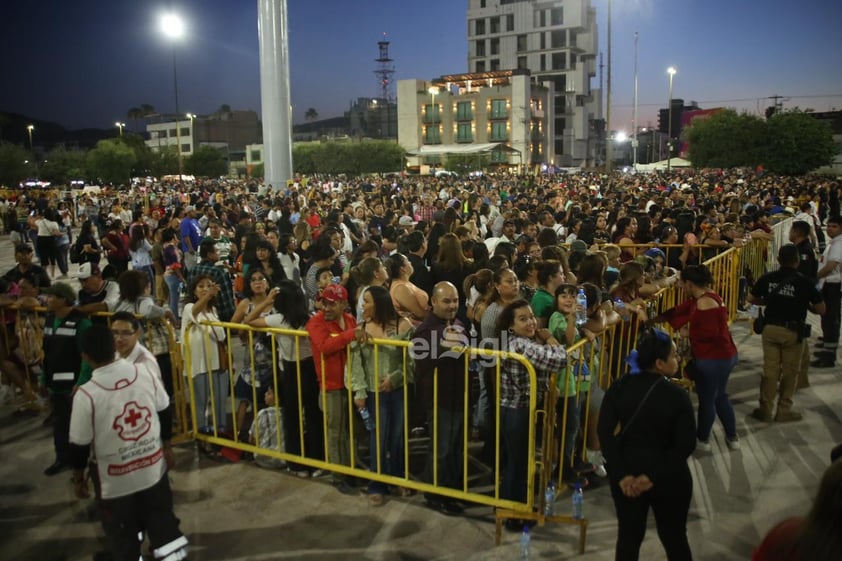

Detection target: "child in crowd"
[313, 266, 334, 311]
[250, 386, 286, 470]
[549, 284, 598, 484]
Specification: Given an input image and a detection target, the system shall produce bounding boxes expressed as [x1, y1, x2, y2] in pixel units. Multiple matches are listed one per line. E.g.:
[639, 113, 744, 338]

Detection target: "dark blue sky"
[2, 0, 841, 132]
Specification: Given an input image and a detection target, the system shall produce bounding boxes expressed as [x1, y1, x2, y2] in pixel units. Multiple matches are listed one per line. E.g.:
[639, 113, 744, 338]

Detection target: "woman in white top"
[181, 274, 229, 433]
[35, 209, 61, 278]
[246, 279, 324, 475]
[277, 233, 302, 289]
[129, 223, 154, 287]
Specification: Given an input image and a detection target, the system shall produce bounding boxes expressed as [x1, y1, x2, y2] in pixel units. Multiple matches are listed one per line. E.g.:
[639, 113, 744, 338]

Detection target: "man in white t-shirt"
[69, 324, 187, 561]
[813, 215, 842, 368]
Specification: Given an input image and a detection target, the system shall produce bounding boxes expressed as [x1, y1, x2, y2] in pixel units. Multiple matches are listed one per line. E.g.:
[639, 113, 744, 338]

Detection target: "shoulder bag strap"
[618, 376, 664, 440]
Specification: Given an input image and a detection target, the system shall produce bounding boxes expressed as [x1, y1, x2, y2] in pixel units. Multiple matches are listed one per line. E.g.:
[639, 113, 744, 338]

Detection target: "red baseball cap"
[320, 284, 347, 303]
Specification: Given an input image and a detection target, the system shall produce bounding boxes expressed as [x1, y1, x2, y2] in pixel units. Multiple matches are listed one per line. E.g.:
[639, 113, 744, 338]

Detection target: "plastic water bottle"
[544, 481, 556, 516]
[614, 297, 628, 322]
[575, 288, 588, 326]
[519, 526, 531, 560]
[359, 407, 374, 432]
[748, 304, 759, 319]
[572, 483, 584, 520]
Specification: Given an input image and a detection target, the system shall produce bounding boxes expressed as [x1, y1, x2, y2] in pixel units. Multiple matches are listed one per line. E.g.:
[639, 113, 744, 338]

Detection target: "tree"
[684, 110, 768, 168]
[294, 141, 404, 175]
[763, 110, 836, 175]
[0, 142, 33, 187]
[149, 146, 180, 177]
[127, 107, 143, 133]
[218, 104, 232, 116]
[86, 139, 137, 184]
[305, 108, 319, 122]
[40, 145, 87, 184]
[185, 145, 228, 177]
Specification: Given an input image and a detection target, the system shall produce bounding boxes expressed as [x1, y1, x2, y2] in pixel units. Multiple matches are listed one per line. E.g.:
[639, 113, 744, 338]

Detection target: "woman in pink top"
[386, 253, 429, 324]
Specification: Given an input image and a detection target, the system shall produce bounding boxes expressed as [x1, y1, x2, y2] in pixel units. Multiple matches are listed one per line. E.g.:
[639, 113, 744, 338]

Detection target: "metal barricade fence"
[186, 321, 582, 538]
[0, 305, 188, 440]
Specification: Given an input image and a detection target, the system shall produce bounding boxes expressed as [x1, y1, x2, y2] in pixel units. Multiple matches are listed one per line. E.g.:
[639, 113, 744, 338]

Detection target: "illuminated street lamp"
[666, 66, 677, 172]
[115, 122, 126, 137]
[26, 124, 34, 151]
[161, 12, 185, 181]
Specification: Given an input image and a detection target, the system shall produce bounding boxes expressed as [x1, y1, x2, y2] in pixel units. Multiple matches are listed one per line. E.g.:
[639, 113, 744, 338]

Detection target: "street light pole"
[26, 124, 34, 151]
[605, 0, 612, 175]
[115, 122, 126, 137]
[666, 66, 676, 172]
[632, 31, 639, 170]
[161, 13, 185, 182]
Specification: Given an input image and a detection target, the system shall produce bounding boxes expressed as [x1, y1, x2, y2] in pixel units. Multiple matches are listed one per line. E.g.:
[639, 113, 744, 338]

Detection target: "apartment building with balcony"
[466, 0, 601, 166]
[397, 69, 553, 171]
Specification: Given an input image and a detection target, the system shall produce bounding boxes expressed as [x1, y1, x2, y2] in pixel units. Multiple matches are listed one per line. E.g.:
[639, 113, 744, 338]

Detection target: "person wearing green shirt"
[530, 259, 565, 329]
[41, 282, 92, 476]
[549, 283, 596, 483]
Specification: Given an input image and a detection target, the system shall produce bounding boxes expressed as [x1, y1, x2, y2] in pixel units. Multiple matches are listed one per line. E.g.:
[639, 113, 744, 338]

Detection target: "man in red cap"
[307, 283, 363, 495]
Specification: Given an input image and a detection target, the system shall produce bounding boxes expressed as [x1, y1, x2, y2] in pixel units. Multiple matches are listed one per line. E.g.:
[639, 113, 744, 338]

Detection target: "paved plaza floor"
[0, 237, 839, 561]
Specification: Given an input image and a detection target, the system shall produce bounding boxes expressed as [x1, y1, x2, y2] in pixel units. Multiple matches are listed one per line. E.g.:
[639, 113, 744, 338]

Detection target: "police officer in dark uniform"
[748, 244, 825, 423]
[42, 282, 93, 475]
[789, 220, 818, 388]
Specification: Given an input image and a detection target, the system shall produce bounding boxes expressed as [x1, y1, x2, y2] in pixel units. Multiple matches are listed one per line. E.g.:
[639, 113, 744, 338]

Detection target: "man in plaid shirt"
[185, 240, 235, 322]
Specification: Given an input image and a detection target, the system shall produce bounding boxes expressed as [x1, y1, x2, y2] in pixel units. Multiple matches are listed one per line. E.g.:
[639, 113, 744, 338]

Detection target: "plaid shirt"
[186, 261, 236, 322]
[500, 336, 567, 409]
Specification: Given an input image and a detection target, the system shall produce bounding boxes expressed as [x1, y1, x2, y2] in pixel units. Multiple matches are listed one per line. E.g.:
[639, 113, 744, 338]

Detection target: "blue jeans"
[164, 274, 182, 320]
[193, 369, 229, 432]
[694, 355, 738, 441]
[366, 390, 406, 494]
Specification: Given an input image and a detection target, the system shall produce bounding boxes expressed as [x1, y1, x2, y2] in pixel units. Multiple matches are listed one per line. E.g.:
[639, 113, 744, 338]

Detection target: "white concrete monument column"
[257, 0, 293, 191]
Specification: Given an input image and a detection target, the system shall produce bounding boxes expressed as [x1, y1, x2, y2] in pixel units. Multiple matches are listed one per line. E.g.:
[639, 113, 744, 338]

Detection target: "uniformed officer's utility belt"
[765, 319, 811, 341]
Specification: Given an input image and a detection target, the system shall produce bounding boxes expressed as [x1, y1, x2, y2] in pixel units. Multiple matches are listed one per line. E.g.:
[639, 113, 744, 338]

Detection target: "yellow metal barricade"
[186, 321, 562, 528]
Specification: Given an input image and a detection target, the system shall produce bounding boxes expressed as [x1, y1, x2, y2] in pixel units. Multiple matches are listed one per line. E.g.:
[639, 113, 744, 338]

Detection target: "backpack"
[69, 240, 82, 264]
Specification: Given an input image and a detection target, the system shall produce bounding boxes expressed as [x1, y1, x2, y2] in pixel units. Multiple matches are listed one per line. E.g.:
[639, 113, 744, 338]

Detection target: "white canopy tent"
[406, 143, 521, 157]
[636, 157, 692, 171]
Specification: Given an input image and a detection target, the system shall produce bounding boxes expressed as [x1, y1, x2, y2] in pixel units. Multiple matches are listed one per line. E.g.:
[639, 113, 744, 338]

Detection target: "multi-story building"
[346, 98, 398, 139]
[145, 110, 262, 175]
[398, 69, 552, 171]
[466, 0, 601, 166]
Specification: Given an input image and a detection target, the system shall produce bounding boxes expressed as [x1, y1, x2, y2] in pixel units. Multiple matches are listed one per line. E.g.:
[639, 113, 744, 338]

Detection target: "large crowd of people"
[1, 167, 840, 560]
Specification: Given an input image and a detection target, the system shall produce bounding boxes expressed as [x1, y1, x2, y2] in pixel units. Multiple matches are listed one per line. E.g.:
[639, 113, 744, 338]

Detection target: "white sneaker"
[696, 439, 712, 452]
[587, 450, 608, 478]
[0, 385, 12, 404]
[726, 437, 741, 451]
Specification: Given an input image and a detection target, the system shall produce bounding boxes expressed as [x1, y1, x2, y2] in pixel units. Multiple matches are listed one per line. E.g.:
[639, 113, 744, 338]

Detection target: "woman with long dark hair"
[349, 285, 414, 506]
[181, 274, 229, 433]
[246, 279, 324, 475]
[753, 459, 842, 561]
[129, 223, 154, 287]
[650, 264, 740, 451]
[597, 328, 696, 561]
[431, 233, 474, 324]
[246, 239, 286, 286]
